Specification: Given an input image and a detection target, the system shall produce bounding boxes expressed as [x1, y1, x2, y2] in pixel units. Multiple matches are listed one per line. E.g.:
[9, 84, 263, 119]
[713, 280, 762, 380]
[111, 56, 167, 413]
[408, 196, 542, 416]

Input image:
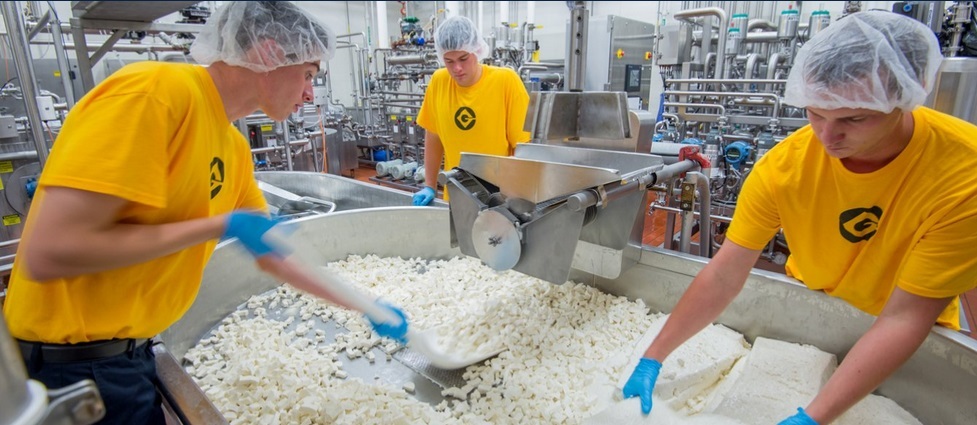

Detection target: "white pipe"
[673, 7, 728, 80]
[445, 1, 459, 18]
[527, 1, 535, 24]
[477, 1, 485, 35]
[500, 1, 509, 23]
[376, 1, 389, 49]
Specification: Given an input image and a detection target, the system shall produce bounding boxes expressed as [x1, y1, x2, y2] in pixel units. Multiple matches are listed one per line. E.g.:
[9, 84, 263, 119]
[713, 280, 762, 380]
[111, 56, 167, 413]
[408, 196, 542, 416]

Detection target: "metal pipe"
[2, 1, 49, 168]
[664, 90, 781, 119]
[386, 54, 436, 65]
[375, 91, 425, 97]
[667, 78, 787, 85]
[745, 53, 762, 79]
[766, 52, 785, 91]
[747, 19, 776, 32]
[565, 1, 588, 92]
[26, 9, 51, 41]
[0, 150, 40, 161]
[664, 102, 725, 115]
[380, 102, 422, 110]
[45, 3, 76, 109]
[652, 204, 732, 224]
[674, 7, 727, 79]
[744, 31, 779, 43]
[688, 171, 712, 258]
[28, 39, 187, 53]
[250, 139, 312, 155]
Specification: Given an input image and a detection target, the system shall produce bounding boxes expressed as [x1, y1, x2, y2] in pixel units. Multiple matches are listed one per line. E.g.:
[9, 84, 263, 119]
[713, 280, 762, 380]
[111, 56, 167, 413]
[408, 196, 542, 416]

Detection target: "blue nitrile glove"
[367, 302, 409, 344]
[622, 358, 663, 415]
[222, 211, 285, 258]
[779, 408, 819, 425]
[412, 186, 436, 206]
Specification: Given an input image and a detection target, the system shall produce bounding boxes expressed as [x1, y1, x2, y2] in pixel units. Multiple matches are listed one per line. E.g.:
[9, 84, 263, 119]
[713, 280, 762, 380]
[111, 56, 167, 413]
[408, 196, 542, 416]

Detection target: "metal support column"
[1, 1, 51, 167]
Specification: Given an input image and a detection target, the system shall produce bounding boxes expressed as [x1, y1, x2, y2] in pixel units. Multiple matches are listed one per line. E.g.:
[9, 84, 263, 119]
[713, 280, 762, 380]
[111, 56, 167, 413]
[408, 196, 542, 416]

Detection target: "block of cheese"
[617, 315, 751, 414]
[706, 337, 837, 424]
[835, 394, 923, 425]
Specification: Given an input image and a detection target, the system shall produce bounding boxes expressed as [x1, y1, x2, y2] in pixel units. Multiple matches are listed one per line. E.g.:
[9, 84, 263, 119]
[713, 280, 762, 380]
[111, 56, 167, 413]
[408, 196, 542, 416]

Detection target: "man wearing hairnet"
[622, 11, 977, 424]
[3, 3, 407, 423]
[412, 16, 531, 205]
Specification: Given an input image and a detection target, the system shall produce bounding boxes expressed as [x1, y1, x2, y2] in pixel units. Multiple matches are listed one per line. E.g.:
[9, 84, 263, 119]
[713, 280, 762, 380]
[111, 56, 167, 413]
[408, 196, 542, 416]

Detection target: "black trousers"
[23, 341, 166, 425]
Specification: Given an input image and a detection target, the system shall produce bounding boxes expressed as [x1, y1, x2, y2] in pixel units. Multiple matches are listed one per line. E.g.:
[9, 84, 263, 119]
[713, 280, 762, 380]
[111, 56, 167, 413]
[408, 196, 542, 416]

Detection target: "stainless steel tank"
[927, 57, 977, 125]
[160, 175, 977, 424]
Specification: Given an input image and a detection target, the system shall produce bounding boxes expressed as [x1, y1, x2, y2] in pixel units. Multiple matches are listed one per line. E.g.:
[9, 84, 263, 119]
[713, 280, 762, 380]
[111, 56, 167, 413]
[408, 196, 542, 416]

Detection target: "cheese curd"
[185, 255, 921, 425]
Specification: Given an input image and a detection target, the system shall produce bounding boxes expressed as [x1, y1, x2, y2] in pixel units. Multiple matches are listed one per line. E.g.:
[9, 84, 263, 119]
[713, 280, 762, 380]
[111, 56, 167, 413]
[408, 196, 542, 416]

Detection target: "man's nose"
[302, 82, 314, 103]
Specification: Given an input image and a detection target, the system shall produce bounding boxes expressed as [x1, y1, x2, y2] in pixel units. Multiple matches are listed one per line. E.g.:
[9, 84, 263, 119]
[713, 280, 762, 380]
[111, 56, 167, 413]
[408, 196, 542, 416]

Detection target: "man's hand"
[622, 358, 662, 414]
[412, 187, 436, 206]
[223, 211, 283, 257]
[778, 408, 818, 425]
[367, 302, 410, 344]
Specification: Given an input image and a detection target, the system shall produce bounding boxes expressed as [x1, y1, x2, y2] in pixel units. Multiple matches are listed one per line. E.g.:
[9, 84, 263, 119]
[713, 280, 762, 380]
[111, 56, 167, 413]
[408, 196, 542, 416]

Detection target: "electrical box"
[582, 15, 657, 95]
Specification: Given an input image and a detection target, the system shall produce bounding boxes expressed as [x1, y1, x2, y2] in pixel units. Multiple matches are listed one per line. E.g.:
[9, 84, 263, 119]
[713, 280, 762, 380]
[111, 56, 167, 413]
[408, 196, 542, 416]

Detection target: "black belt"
[18, 338, 150, 363]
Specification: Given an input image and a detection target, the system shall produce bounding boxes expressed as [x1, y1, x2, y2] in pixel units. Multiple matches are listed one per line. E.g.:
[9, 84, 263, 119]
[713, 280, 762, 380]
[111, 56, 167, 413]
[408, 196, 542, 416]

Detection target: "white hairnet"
[434, 16, 490, 63]
[783, 11, 943, 113]
[190, 1, 335, 73]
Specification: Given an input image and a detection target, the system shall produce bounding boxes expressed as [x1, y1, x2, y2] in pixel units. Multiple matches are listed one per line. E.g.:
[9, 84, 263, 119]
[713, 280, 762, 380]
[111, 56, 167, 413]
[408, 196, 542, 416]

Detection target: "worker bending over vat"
[622, 11, 977, 425]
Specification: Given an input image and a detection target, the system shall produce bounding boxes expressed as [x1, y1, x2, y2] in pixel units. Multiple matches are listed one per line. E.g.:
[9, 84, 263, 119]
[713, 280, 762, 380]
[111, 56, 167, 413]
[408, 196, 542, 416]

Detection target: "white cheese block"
[706, 336, 837, 424]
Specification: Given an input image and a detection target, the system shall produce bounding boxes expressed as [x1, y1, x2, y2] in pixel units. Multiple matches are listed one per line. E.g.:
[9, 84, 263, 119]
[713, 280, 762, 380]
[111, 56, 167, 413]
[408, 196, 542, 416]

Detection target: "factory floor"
[348, 165, 977, 340]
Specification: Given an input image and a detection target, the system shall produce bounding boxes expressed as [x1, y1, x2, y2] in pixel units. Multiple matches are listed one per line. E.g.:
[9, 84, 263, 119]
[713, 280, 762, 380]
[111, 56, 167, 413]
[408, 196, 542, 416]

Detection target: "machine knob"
[471, 209, 522, 271]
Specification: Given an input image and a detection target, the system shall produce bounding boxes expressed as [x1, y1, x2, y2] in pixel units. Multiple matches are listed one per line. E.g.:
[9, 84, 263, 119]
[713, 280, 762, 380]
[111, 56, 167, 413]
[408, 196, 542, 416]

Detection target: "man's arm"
[22, 186, 225, 281]
[802, 288, 952, 424]
[423, 130, 444, 188]
[645, 239, 761, 360]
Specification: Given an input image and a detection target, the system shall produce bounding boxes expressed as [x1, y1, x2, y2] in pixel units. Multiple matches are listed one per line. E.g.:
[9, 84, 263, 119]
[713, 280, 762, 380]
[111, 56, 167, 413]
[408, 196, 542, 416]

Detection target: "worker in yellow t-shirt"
[2, 3, 407, 424]
[413, 16, 531, 205]
[622, 11, 977, 425]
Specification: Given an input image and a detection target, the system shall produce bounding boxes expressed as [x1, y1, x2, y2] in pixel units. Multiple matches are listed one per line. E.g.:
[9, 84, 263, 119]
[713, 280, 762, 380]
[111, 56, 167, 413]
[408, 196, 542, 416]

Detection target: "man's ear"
[246, 39, 287, 71]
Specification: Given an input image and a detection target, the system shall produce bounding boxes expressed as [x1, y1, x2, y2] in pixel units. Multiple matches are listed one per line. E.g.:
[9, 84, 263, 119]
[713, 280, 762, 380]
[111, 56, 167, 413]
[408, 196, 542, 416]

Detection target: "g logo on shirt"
[210, 157, 224, 199]
[839, 206, 882, 243]
[454, 106, 476, 130]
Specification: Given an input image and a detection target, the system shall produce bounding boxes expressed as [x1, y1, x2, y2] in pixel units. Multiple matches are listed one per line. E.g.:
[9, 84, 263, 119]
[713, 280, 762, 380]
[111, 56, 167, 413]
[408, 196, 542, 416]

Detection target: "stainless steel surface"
[448, 145, 664, 283]
[565, 2, 588, 92]
[319, 127, 360, 176]
[71, 1, 199, 21]
[584, 15, 656, 93]
[160, 206, 977, 424]
[1, 311, 34, 424]
[457, 153, 620, 204]
[471, 209, 521, 271]
[926, 57, 977, 125]
[153, 344, 229, 425]
[1, 1, 51, 168]
[657, 24, 693, 66]
[39, 380, 104, 425]
[253, 171, 442, 212]
[515, 144, 660, 175]
[526, 91, 630, 142]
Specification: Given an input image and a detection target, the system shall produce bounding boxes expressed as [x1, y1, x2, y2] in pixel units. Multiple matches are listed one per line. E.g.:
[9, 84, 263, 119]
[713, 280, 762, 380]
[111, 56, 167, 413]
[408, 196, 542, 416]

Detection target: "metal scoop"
[263, 231, 505, 370]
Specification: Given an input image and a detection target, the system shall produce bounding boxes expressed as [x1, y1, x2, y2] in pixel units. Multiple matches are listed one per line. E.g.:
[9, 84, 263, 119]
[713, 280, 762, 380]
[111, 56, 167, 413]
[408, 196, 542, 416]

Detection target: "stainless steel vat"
[161, 182, 977, 424]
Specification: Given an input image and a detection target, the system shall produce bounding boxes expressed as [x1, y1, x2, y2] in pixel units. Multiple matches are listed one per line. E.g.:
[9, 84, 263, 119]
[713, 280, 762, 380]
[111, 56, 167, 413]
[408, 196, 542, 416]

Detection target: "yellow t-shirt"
[727, 107, 977, 330]
[417, 64, 531, 174]
[3, 62, 266, 343]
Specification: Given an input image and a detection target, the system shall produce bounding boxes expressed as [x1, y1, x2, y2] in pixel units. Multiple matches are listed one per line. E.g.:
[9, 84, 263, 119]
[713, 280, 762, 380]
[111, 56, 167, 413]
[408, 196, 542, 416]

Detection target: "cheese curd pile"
[184, 254, 923, 425]
[185, 255, 655, 424]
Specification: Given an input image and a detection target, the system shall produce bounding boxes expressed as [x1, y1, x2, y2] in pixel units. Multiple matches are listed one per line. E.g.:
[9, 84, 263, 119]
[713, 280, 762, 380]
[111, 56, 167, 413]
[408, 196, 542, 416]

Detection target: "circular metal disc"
[471, 209, 521, 271]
